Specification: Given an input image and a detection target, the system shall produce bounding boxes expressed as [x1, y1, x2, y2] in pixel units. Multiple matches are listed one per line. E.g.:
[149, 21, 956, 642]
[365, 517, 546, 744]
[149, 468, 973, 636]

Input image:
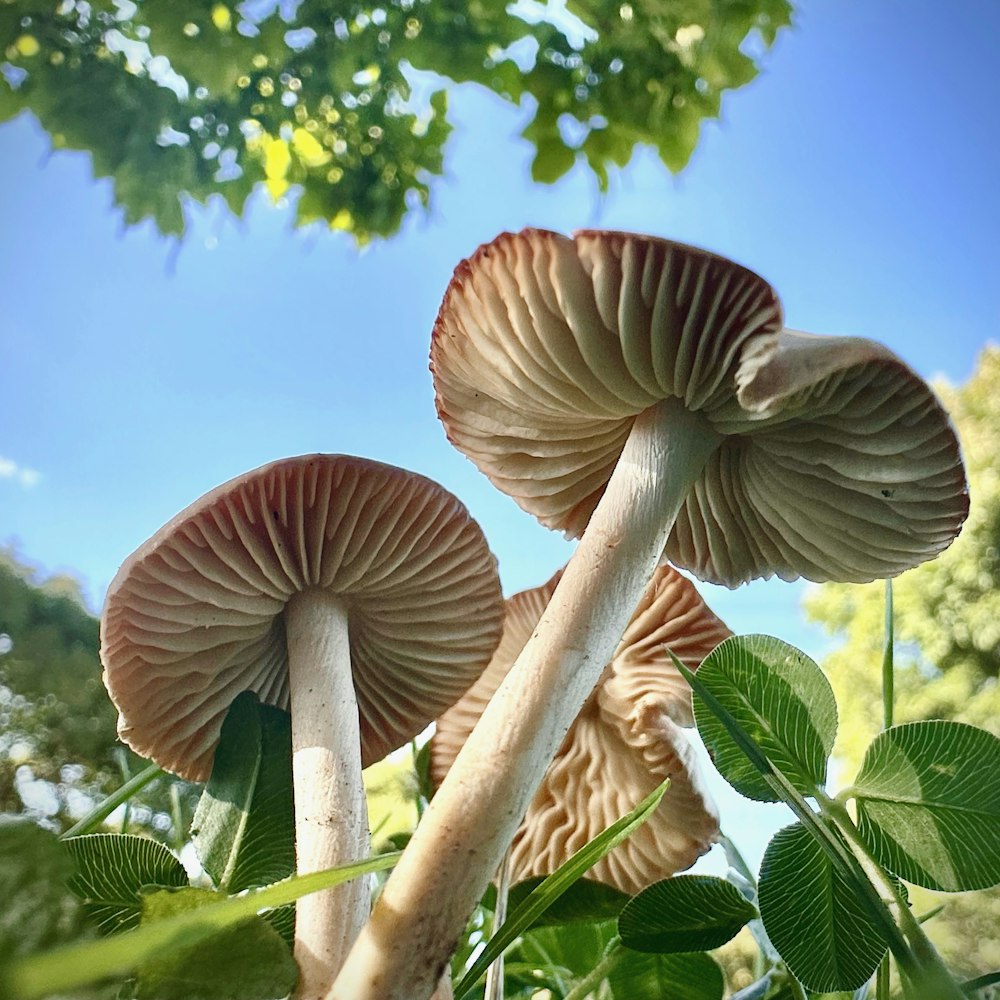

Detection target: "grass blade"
[453, 778, 669, 1000]
[61, 764, 164, 839]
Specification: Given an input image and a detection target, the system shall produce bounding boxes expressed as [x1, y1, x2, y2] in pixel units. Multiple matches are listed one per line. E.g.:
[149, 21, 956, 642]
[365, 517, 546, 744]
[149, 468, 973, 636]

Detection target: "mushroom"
[333, 229, 968, 999]
[100, 454, 503, 1000]
[431, 564, 729, 894]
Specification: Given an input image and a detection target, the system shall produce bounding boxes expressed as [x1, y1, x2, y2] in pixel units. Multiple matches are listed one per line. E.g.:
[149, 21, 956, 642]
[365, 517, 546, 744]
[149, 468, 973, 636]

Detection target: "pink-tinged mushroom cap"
[431, 566, 728, 895]
[431, 229, 968, 585]
[102, 455, 504, 999]
[101, 454, 504, 781]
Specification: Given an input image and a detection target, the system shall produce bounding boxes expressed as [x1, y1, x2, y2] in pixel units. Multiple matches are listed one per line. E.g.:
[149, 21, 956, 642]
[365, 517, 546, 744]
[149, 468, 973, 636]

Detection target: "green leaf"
[509, 920, 618, 996]
[758, 823, 887, 993]
[191, 693, 295, 944]
[413, 738, 434, 807]
[853, 720, 1000, 891]
[0, 817, 84, 961]
[530, 136, 577, 184]
[4, 850, 399, 1000]
[607, 951, 724, 1000]
[133, 887, 297, 1000]
[655, 108, 703, 174]
[2, 0, 787, 239]
[63, 834, 188, 935]
[582, 124, 635, 189]
[506, 876, 629, 928]
[618, 875, 756, 954]
[805, 991, 870, 1000]
[190, 697, 293, 888]
[453, 778, 669, 1000]
[689, 635, 838, 801]
[676, 654, 914, 972]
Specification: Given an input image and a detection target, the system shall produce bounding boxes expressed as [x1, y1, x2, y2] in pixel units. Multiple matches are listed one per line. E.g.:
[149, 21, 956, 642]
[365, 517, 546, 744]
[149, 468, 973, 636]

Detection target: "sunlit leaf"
[190, 693, 294, 942]
[618, 875, 755, 954]
[531, 137, 576, 184]
[192, 693, 292, 874]
[677, 654, 911, 968]
[853, 721, 1000, 891]
[63, 834, 187, 936]
[758, 823, 887, 992]
[690, 635, 837, 801]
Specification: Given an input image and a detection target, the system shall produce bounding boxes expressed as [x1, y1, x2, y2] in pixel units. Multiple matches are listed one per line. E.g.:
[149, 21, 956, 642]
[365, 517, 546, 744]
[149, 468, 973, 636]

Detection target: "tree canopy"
[0, 0, 791, 241]
[0, 549, 194, 835]
[806, 346, 1000, 979]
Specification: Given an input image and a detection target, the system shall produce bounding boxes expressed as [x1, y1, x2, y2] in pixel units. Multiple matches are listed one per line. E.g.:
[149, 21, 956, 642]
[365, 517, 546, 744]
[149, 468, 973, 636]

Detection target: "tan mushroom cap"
[431, 565, 730, 894]
[431, 228, 969, 586]
[101, 454, 504, 781]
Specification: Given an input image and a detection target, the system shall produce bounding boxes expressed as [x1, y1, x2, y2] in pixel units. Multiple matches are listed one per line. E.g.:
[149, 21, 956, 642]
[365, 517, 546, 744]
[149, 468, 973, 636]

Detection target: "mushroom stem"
[285, 588, 370, 1000]
[332, 397, 722, 1000]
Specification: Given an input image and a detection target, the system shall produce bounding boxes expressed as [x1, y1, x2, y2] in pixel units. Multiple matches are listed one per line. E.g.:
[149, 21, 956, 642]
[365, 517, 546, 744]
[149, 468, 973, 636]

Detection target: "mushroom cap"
[430, 565, 730, 894]
[101, 454, 504, 781]
[431, 228, 969, 586]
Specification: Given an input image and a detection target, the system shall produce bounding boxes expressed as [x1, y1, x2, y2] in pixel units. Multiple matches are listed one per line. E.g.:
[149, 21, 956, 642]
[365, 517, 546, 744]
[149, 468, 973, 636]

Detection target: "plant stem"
[332, 399, 721, 1000]
[962, 970, 1000, 994]
[562, 937, 624, 1000]
[719, 831, 757, 885]
[917, 904, 944, 925]
[483, 848, 512, 1000]
[412, 737, 426, 820]
[61, 762, 163, 839]
[787, 975, 807, 1000]
[115, 748, 132, 833]
[169, 781, 184, 852]
[877, 956, 890, 1000]
[818, 791, 965, 1000]
[882, 579, 894, 730]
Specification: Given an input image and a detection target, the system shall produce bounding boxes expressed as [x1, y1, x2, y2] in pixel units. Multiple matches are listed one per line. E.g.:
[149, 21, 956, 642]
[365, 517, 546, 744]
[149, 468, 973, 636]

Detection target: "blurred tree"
[0, 548, 195, 838]
[0, 0, 792, 242]
[805, 345, 1000, 979]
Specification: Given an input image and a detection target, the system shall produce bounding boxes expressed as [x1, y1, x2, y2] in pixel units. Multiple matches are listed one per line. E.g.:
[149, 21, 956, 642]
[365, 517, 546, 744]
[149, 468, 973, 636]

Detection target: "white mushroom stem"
[331, 397, 722, 1000]
[285, 588, 370, 1000]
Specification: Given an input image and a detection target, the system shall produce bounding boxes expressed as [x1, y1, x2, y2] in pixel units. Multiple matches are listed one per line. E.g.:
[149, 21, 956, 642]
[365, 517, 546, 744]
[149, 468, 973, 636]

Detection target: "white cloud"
[0, 455, 41, 488]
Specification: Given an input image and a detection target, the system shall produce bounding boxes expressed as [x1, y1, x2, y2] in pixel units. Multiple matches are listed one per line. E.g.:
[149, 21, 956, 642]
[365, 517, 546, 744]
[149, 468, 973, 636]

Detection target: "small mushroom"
[100, 454, 503, 1000]
[432, 564, 729, 894]
[335, 229, 968, 1000]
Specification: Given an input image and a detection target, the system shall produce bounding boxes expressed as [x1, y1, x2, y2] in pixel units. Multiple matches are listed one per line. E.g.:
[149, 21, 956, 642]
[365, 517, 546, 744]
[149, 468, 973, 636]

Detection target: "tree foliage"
[0, 548, 193, 836]
[806, 345, 1000, 979]
[0, 0, 792, 241]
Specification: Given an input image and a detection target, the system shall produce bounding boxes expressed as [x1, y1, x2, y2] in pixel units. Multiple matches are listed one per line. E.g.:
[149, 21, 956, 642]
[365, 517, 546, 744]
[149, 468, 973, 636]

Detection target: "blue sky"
[2, 1, 998, 863]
